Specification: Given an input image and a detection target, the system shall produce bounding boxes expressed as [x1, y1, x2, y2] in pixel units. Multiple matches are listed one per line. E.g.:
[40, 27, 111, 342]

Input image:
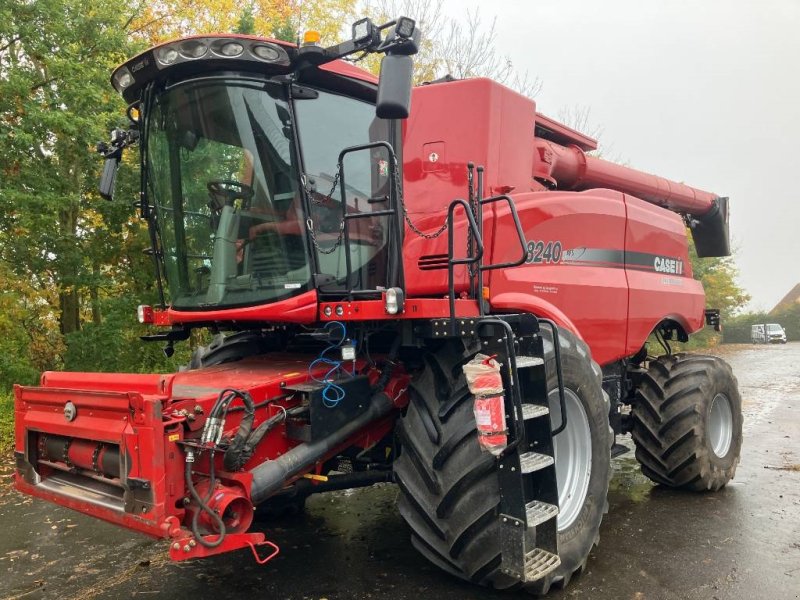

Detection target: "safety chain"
[466, 167, 478, 278]
[305, 169, 345, 255]
[391, 156, 448, 239]
[304, 155, 451, 257]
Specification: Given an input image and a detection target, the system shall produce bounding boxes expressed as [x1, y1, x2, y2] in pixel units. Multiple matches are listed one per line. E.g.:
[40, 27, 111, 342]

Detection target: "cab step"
[525, 500, 559, 528]
[519, 451, 555, 473]
[521, 403, 549, 420]
[516, 355, 544, 369]
[524, 548, 561, 581]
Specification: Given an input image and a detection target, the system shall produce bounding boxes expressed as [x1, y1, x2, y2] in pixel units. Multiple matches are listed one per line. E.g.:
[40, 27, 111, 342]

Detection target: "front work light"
[395, 17, 416, 39]
[384, 287, 405, 315]
[113, 67, 134, 91]
[219, 42, 244, 57]
[155, 46, 179, 65]
[252, 44, 281, 61]
[180, 40, 208, 59]
[352, 18, 375, 44]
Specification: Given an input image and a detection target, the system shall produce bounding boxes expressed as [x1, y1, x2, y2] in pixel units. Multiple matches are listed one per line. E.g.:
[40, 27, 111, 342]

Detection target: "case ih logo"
[653, 256, 684, 275]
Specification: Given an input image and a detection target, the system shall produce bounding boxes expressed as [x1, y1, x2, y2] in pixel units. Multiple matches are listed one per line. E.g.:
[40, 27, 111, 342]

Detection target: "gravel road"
[1, 343, 798, 599]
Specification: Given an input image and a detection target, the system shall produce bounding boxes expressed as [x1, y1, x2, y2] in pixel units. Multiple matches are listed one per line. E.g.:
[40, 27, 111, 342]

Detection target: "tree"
[127, 0, 356, 46]
[0, 0, 141, 338]
[365, 1, 541, 95]
[688, 238, 749, 321]
[0, 0, 182, 380]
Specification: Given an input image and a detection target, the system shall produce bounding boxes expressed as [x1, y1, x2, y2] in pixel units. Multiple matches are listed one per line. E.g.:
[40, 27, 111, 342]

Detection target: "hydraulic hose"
[224, 408, 288, 472]
[185, 451, 226, 548]
[371, 335, 402, 393]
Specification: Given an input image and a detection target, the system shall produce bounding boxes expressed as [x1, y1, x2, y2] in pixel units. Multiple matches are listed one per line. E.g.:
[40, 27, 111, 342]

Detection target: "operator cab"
[100, 19, 419, 312]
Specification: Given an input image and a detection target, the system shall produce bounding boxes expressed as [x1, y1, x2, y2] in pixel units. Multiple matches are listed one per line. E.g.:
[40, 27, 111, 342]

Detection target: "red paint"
[318, 298, 480, 321]
[15, 35, 726, 566]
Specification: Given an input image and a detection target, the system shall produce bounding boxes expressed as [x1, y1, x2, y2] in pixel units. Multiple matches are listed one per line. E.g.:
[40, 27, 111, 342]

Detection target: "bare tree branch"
[366, 2, 541, 97]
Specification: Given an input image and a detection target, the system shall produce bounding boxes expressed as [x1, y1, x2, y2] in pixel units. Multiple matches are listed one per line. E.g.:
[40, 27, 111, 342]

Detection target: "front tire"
[394, 326, 610, 594]
[631, 354, 742, 491]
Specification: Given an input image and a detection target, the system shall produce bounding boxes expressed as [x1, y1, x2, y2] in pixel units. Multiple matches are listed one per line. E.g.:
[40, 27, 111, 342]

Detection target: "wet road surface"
[1, 343, 799, 599]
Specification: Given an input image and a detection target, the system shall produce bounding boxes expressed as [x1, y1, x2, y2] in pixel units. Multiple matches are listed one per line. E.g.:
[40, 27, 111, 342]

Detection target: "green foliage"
[0, 392, 12, 455]
[236, 5, 257, 34]
[723, 303, 800, 343]
[63, 296, 193, 374]
[271, 18, 297, 42]
[687, 237, 750, 321]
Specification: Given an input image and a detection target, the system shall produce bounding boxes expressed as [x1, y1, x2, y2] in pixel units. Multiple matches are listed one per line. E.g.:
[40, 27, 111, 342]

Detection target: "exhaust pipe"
[249, 392, 394, 504]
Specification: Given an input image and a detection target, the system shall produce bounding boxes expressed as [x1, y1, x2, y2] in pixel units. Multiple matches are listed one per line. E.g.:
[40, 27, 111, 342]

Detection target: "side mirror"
[376, 54, 413, 119]
[99, 156, 120, 200]
[96, 128, 138, 201]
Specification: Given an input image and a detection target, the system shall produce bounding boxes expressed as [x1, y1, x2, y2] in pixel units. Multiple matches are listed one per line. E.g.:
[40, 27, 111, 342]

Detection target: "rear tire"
[394, 326, 611, 594]
[631, 354, 742, 491]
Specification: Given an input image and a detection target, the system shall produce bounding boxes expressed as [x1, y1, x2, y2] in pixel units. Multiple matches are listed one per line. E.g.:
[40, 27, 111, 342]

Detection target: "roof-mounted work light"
[352, 18, 377, 44]
[395, 17, 415, 39]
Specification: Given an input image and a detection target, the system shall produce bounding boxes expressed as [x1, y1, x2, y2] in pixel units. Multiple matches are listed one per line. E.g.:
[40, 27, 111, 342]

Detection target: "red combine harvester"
[14, 17, 742, 594]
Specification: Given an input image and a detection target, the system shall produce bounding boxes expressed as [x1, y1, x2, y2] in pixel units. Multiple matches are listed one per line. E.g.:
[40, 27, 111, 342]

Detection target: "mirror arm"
[96, 128, 140, 201]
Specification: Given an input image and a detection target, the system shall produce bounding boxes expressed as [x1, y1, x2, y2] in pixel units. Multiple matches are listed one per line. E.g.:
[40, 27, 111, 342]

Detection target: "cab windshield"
[146, 79, 309, 309]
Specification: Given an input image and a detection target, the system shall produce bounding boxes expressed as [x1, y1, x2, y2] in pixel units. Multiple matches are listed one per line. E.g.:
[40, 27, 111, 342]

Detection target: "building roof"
[770, 283, 800, 315]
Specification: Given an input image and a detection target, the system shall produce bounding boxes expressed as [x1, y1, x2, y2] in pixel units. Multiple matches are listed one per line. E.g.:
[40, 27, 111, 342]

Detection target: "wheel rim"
[551, 388, 592, 532]
[708, 393, 733, 457]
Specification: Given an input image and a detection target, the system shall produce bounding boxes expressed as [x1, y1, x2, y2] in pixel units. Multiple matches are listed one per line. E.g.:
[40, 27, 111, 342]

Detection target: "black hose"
[226, 393, 293, 413]
[250, 392, 395, 504]
[221, 392, 255, 470]
[185, 454, 226, 548]
[371, 335, 402, 393]
[224, 409, 284, 471]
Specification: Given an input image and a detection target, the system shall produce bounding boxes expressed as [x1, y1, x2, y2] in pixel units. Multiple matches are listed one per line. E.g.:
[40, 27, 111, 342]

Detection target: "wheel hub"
[551, 388, 592, 532]
[708, 393, 733, 457]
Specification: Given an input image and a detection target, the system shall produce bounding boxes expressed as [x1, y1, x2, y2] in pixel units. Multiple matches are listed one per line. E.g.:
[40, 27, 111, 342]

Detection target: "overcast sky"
[438, 0, 799, 311]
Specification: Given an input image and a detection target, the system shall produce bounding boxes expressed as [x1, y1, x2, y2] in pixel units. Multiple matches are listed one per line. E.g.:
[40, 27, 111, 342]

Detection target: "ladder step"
[525, 500, 559, 527]
[516, 355, 544, 369]
[524, 548, 561, 582]
[519, 451, 554, 473]
[521, 404, 549, 420]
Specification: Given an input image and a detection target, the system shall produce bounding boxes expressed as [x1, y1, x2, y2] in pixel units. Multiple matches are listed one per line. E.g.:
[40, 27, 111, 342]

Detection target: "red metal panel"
[488, 190, 629, 366]
[318, 298, 480, 321]
[14, 384, 183, 539]
[401, 79, 537, 297]
[164, 289, 319, 325]
[624, 196, 705, 355]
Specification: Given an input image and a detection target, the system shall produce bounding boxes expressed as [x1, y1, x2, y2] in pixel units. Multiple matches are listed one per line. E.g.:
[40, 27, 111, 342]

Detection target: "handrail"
[446, 198, 484, 327]
[478, 194, 528, 272]
[334, 141, 403, 297]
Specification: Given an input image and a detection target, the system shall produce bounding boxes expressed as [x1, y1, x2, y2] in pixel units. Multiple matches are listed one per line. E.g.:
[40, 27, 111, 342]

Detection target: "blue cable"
[308, 321, 352, 408]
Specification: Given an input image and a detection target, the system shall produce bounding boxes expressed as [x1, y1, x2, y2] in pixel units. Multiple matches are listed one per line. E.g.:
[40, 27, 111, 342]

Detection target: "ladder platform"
[519, 451, 554, 473]
[521, 403, 549, 420]
[524, 548, 561, 582]
[516, 355, 544, 369]
[525, 500, 559, 528]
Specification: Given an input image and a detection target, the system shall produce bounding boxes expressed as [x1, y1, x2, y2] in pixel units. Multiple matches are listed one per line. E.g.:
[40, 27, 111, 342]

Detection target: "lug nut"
[188, 539, 197, 548]
[172, 542, 181, 551]
[183, 544, 191, 553]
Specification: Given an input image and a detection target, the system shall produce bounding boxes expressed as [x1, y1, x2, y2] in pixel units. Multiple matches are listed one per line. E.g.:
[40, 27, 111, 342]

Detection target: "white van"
[751, 323, 787, 344]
